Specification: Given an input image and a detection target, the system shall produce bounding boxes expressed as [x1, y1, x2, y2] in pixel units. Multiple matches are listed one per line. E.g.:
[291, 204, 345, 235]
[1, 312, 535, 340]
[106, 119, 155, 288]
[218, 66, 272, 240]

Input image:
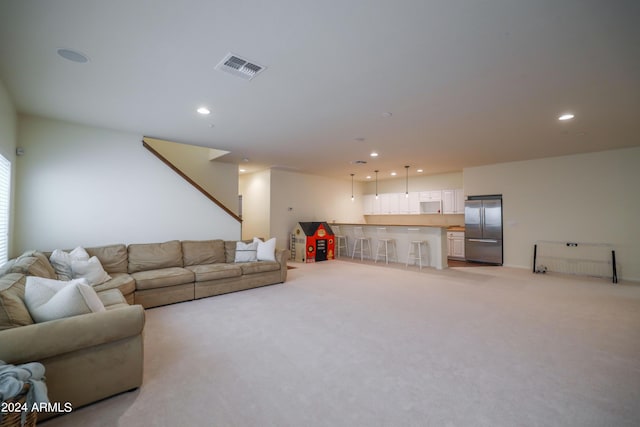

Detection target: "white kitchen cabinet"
[455, 189, 465, 214]
[387, 193, 403, 214]
[442, 189, 465, 214]
[363, 194, 377, 215]
[447, 231, 465, 259]
[419, 190, 442, 202]
[442, 190, 455, 214]
[379, 193, 391, 214]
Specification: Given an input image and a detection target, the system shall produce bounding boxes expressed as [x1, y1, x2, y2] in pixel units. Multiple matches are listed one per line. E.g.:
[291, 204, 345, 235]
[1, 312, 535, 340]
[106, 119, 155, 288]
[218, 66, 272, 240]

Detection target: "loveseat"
[0, 239, 288, 420]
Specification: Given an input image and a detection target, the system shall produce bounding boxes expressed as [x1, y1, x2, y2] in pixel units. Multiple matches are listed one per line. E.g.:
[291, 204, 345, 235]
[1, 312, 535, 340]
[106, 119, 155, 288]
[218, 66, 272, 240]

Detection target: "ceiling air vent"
[215, 53, 266, 81]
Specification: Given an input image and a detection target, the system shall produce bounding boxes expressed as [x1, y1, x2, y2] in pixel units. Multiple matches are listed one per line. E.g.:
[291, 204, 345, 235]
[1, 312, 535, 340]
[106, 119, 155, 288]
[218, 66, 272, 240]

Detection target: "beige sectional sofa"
[0, 270, 144, 421]
[0, 239, 288, 420]
[128, 239, 289, 308]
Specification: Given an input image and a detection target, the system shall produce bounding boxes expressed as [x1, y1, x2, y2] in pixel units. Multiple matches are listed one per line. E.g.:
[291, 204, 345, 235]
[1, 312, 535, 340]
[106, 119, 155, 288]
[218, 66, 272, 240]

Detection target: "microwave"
[420, 200, 442, 214]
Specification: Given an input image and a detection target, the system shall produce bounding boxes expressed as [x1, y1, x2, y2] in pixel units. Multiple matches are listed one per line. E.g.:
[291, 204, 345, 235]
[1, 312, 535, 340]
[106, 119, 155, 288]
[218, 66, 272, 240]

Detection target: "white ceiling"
[1, 0, 638, 181]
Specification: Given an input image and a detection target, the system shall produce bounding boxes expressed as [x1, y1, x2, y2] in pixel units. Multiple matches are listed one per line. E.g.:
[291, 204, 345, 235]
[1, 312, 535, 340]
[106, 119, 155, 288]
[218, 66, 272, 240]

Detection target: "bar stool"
[374, 227, 397, 264]
[351, 226, 372, 260]
[406, 227, 429, 269]
[333, 225, 348, 258]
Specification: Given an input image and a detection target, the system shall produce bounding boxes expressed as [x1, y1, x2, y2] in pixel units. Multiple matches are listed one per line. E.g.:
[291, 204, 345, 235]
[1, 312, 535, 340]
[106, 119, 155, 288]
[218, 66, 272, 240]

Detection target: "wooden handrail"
[142, 140, 242, 223]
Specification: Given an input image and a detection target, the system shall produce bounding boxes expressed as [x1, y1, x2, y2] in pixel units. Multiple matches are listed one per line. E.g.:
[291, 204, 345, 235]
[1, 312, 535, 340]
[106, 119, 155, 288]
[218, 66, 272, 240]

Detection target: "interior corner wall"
[0, 79, 17, 257]
[464, 147, 640, 281]
[144, 138, 239, 214]
[239, 169, 271, 241]
[269, 169, 364, 250]
[14, 115, 240, 254]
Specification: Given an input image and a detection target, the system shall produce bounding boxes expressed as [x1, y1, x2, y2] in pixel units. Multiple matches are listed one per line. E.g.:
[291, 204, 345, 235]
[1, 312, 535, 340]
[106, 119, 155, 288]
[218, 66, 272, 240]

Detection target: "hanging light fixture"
[350, 173, 355, 201]
[405, 165, 410, 198]
[374, 170, 379, 199]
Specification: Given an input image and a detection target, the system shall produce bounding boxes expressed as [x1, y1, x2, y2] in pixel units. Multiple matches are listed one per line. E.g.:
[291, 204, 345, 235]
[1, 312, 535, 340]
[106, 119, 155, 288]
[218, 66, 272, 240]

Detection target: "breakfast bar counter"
[332, 223, 449, 269]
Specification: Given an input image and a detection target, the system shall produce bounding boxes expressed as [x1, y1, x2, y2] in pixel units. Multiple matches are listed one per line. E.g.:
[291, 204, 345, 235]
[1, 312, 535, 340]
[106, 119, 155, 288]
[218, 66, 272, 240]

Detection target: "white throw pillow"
[71, 256, 111, 286]
[234, 241, 258, 263]
[24, 276, 106, 323]
[253, 237, 276, 262]
[49, 246, 90, 281]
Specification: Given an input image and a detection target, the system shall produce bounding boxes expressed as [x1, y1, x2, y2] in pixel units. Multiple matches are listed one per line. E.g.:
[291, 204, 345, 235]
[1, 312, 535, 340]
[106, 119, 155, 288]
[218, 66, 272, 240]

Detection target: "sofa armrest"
[275, 249, 289, 282]
[0, 305, 145, 365]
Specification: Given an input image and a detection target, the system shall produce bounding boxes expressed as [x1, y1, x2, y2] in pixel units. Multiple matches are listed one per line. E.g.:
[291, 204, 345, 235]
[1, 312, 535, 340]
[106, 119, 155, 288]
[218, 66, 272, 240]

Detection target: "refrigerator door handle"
[468, 238, 499, 243]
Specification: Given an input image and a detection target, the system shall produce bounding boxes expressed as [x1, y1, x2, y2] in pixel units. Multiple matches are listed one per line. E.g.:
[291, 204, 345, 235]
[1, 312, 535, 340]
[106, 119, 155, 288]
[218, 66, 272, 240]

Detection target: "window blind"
[0, 154, 10, 264]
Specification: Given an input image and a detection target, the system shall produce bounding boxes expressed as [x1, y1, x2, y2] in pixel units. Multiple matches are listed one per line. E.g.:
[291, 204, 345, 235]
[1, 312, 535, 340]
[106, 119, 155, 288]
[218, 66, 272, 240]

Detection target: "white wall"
[144, 137, 239, 214]
[265, 169, 364, 250]
[464, 147, 640, 281]
[14, 115, 241, 254]
[239, 169, 271, 241]
[0, 80, 17, 256]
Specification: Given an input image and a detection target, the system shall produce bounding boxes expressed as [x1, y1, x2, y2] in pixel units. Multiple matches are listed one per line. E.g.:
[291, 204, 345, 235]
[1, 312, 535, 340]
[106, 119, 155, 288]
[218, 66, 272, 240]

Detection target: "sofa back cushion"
[181, 240, 225, 266]
[128, 240, 183, 273]
[0, 273, 34, 330]
[5, 251, 57, 279]
[86, 244, 128, 274]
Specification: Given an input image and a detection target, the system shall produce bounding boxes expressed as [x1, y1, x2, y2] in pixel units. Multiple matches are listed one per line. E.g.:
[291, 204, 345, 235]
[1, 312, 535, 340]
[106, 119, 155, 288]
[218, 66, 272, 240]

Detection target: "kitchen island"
[332, 223, 449, 269]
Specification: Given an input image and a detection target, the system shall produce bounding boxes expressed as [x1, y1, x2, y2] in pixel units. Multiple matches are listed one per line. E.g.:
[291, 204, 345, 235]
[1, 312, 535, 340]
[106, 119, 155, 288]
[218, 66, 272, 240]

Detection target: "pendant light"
[374, 170, 379, 199]
[405, 165, 410, 198]
[350, 173, 355, 201]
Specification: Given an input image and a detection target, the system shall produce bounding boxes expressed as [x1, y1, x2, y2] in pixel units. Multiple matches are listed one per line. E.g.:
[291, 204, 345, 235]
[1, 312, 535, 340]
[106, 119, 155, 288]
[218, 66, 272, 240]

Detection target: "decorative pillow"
[234, 241, 258, 263]
[49, 247, 90, 281]
[71, 256, 112, 286]
[0, 273, 34, 330]
[24, 276, 105, 323]
[7, 251, 57, 279]
[253, 237, 276, 262]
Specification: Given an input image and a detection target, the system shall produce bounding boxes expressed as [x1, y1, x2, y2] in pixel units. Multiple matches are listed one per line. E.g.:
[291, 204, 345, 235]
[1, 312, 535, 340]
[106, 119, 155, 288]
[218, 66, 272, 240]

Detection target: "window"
[0, 154, 10, 264]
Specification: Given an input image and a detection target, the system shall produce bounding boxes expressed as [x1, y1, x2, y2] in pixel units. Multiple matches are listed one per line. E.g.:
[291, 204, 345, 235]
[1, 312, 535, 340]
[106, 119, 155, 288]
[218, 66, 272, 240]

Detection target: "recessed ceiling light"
[57, 48, 89, 63]
[558, 113, 575, 121]
[239, 168, 246, 173]
[366, 175, 372, 179]
[370, 152, 378, 157]
[390, 172, 397, 176]
[197, 107, 211, 115]
[417, 169, 424, 173]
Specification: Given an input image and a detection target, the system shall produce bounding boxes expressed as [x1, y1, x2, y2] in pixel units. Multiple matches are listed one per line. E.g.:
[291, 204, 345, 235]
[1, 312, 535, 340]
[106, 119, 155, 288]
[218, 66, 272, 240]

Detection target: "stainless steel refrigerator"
[464, 196, 503, 265]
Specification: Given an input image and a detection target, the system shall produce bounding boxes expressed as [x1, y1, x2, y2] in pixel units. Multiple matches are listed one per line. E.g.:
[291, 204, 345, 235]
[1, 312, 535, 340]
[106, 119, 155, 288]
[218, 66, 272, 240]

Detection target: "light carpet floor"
[42, 261, 640, 427]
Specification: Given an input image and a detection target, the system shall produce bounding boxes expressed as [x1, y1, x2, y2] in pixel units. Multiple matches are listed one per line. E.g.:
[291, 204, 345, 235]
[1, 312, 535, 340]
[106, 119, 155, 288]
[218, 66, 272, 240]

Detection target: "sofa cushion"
[131, 267, 194, 290]
[128, 240, 183, 273]
[185, 263, 242, 282]
[25, 277, 106, 323]
[181, 240, 225, 266]
[240, 261, 281, 275]
[86, 244, 128, 274]
[9, 251, 57, 279]
[0, 273, 34, 330]
[92, 273, 135, 296]
[97, 288, 128, 308]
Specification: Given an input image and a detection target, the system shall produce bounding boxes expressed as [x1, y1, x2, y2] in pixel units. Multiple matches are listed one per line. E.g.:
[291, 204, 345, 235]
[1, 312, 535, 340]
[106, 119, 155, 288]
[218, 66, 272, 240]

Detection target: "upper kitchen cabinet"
[442, 189, 465, 214]
[363, 192, 420, 215]
[419, 191, 442, 202]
